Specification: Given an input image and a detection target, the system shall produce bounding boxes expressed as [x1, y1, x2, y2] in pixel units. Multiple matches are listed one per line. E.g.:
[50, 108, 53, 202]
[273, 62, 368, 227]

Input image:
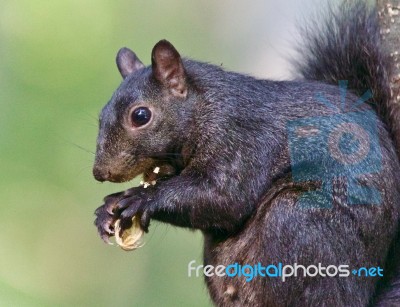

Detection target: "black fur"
[93, 1, 400, 306]
[293, 1, 400, 156]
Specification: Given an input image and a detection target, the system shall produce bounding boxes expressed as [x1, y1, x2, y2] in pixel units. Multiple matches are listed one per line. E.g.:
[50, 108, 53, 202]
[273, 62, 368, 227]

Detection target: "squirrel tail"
[294, 1, 400, 305]
[294, 1, 400, 154]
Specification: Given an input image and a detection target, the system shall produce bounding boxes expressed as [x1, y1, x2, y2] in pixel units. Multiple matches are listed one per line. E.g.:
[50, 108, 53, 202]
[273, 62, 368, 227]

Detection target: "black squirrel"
[93, 1, 400, 306]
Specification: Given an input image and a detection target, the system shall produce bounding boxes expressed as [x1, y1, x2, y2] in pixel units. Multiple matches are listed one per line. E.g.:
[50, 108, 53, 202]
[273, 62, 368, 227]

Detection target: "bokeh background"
[0, 0, 321, 306]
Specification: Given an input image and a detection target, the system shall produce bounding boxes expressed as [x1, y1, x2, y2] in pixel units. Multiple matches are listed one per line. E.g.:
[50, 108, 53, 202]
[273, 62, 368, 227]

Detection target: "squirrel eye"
[130, 107, 152, 127]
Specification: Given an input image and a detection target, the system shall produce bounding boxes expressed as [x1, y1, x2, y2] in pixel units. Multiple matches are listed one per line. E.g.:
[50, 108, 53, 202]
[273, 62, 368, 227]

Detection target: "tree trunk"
[377, 0, 400, 149]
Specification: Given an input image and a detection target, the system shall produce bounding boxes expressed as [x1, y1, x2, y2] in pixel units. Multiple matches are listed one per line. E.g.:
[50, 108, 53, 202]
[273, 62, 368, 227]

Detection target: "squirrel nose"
[92, 166, 110, 182]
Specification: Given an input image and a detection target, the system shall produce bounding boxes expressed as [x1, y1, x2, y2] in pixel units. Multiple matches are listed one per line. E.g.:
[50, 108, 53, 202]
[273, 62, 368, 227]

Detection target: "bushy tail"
[294, 1, 400, 305]
[294, 1, 400, 153]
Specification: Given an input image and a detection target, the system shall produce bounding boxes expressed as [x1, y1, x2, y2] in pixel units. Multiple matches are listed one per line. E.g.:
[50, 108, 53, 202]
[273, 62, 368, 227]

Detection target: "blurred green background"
[0, 0, 312, 306]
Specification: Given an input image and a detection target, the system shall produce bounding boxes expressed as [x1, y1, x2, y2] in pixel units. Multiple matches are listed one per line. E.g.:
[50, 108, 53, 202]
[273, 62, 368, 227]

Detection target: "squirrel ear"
[151, 40, 187, 98]
[116, 47, 145, 79]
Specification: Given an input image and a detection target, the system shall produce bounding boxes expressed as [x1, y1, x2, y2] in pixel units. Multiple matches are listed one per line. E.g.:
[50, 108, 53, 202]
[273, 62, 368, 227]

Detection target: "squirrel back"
[294, 1, 400, 305]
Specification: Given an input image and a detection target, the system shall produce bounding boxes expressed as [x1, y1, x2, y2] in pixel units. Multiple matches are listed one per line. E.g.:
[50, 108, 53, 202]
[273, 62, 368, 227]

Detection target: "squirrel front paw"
[94, 191, 126, 243]
[94, 188, 153, 244]
[114, 195, 152, 233]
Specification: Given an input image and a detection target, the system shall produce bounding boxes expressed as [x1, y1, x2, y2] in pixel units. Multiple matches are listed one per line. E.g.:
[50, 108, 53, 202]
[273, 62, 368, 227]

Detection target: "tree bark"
[377, 0, 400, 151]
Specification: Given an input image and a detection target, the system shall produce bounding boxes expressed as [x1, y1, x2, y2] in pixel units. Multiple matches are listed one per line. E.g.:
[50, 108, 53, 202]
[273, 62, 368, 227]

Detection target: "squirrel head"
[93, 40, 190, 182]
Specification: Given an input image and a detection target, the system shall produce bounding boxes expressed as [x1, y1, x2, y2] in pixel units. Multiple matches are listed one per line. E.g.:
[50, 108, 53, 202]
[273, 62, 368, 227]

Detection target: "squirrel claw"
[140, 210, 151, 232]
[100, 233, 113, 245]
[117, 196, 152, 233]
[95, 187, 154, 243]
[94, 202, 116, 243]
